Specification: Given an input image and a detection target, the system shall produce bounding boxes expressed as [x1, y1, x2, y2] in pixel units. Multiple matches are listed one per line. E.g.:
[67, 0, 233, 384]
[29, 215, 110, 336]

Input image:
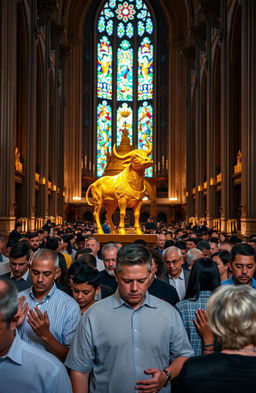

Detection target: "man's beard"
[31, 246, 39, 252]
[106, 268, 115, 277]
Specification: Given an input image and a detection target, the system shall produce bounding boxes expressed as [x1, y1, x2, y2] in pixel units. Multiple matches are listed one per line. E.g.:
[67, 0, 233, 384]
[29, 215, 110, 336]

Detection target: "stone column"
[240, 0, 256, 235]
[0, 0, 18, 233]
[220, 0, 232, 232]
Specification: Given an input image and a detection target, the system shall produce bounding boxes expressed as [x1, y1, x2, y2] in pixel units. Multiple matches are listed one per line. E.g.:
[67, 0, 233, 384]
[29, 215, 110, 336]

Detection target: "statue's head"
[113, 142, 153, 171]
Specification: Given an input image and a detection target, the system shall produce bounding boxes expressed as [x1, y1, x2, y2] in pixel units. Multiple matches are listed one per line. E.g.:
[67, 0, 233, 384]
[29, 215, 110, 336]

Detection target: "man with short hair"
[18, 249, 80, 361]
[8, 223, 22, 242]
[186, 248, 203, 270]
[85, 237, 104, 271]
[0, 242, 32, 291]
[28, 232, 40, 253]
[197, 240, 211, 257]
[209, 237, 219, 253]
[186, 238, 198, 251]
[162, 246, 190, 300]
[99, 243, 119, 292]
[155, 234, 166, 254]
[222, 243, 256, 288]
[0, 279, 72, 393]
[65, 244, 193, 393]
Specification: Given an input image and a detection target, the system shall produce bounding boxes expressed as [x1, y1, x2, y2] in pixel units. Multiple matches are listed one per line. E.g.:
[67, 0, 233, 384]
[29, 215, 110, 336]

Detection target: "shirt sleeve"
[62, 301, 81, 347]
[46, 362, 73, 393]
[65, 312, 94, 373]
[169, 307, 194, 359]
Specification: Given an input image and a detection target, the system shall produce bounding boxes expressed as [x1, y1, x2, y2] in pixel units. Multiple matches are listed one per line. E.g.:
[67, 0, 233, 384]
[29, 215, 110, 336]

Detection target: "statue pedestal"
[94, 234, 158, 247]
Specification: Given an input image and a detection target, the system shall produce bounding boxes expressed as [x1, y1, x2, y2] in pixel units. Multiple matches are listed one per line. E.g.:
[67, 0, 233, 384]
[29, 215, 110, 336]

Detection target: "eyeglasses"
[165, 257, 182, 265]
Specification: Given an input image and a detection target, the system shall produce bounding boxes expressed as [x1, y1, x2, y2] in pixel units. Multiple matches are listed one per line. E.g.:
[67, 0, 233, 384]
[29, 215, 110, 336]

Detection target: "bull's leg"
[93, 202, 104, 234]
[106, 205, 117, 234]
[118, 197, 127, 235]
[134, 201, 143, 235]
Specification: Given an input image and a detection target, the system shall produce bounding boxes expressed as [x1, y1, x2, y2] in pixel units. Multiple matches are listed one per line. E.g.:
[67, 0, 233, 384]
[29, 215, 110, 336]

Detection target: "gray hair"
[101, 243, 119, 258]
[116, 244, 152, 273]
[163, 246, 182, 259]
[186, 248, 203, 267]
[207, 285, 256, 349]
[0, 280, 18, 326]
[32, 248, 59, 268]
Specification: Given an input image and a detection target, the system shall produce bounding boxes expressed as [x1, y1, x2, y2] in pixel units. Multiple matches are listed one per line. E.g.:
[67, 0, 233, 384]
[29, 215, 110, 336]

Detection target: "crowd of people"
[0, 218, 256, 392]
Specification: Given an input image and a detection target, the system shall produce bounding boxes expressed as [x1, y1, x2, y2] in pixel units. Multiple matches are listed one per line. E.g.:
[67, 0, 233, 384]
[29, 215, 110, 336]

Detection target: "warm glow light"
[142, 196, 149, 201]
[41, 177, 46, 185]
[72, 196, 81, 200]
[169, 197, 178, 201]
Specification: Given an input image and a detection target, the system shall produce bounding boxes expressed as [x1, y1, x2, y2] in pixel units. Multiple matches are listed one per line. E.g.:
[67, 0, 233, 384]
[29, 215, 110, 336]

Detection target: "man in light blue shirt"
[18, 248, 80, 361]
[0, 279, 72, 393]
[222, 243, 256, 288]
[65, 244, 194, 393]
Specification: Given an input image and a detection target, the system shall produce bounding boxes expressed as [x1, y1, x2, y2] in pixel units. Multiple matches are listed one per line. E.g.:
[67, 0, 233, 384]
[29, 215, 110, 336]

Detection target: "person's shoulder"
[0, 272, 11, 279]
[147, 292, 177, 311]
[22, 338, 63, 367]
[54, 288, 80, 308]
[18, 287, 31, 298]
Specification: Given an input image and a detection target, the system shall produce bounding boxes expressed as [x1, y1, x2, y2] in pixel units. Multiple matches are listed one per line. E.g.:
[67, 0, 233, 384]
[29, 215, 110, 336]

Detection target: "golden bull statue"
[85, 143, 153, 235]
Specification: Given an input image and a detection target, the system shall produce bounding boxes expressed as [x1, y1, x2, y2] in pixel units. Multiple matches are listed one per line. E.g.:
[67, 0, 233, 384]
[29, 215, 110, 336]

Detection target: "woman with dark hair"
[211, 249, 230, 281]
[176, 258, 220, 355]
[72, 265, 101, 314]
[61, 234, 76, 265]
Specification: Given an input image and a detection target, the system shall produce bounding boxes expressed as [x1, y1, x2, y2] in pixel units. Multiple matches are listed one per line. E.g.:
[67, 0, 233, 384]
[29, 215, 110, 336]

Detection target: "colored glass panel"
[138, 20, 145, 36]
[98, 16, 105, 33]
[138, 102, 153, 177]
[138, 37, 153, 100]
[104, 7, 114, 19]
[116, 2, 135, 22]
[136, 0, 143, 9]
[97, 36, 112, 99]
[146, 18, 153, 34]
[97, 101, 112, 177]
[117, 22, 125, 38]
[116, 103, 133, 146]
[109, 0, 116, 8]
[126, 22, 134, 38]
[106, 19, 113, 35]
[117, 40, 133, 101]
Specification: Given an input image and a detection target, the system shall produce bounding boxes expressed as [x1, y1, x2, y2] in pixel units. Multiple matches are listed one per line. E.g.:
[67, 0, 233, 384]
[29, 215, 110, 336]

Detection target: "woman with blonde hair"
[176, 285, 256, 393]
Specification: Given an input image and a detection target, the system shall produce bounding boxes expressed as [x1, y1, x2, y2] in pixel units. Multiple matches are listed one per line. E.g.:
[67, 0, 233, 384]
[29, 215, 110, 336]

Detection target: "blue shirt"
[18, 283, 80, 351]
[221, 277, 256, 288]
[65, 291, 194, 393]
[0, 331, 72, 393]
[176, 290, 212, 356]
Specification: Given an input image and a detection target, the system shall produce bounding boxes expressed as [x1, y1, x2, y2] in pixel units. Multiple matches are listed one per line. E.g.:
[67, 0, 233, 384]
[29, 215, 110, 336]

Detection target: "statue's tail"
[85, 184, 93, 206]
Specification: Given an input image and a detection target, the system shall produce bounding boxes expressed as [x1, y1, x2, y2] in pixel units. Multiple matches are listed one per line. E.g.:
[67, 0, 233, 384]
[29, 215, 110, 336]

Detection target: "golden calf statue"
[85, 143, 153, 235]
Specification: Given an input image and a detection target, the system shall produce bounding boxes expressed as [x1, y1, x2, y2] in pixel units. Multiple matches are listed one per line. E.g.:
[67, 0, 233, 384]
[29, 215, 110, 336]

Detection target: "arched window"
[96, 0, 155, 177]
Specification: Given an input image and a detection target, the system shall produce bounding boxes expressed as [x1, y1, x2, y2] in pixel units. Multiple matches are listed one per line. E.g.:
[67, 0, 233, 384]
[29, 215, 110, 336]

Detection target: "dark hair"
[37, 229, 44, 235]
[231, 243, 256, 262]
[211, 250, 231, 265]
[149, 248, 165, 277]
[133, 239, 147, 246]
[164, 240, 175, 249]
[72, 265, 100, 288]
[9, 241, 30, 260]
[76, 254, 97, 268]
[187, 237, 199, 245]
[62, 235, 72, 255]
[116, 244, 152, 272]
[0, 279, 18, 325]
[15, 223, 22, 230]
[175, 240, 186, 250]
[185, 258, 220, 301]
[209, 237, 219, 245]
[27, 232, 39, 240]
[75, 248, 93, 260]
[76, 234, 85, 243]
[46, 237, 59, 251]
[197, 240, 210, 251]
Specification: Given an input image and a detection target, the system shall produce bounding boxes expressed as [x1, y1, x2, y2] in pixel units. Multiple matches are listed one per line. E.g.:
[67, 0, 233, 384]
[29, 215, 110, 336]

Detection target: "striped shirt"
[18, 283, 80, 352]
[176, 290, 212, 356]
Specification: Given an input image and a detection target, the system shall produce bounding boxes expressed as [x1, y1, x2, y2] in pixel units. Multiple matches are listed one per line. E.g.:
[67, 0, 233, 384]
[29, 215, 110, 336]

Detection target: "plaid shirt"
[176, 290, 212, 356]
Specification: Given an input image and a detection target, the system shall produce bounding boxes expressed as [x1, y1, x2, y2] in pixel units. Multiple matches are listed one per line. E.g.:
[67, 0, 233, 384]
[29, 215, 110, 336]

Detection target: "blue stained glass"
[126, 22, 134, 38]
[97, 101, 112, 177]
[146, 18, 153, 34]
[137, 9, 147, 19]
[97, 36, 112, 99]
[117, 41, 133, 101]
[117, 22, 125, 38]
[136, 0, 143, 9]
[138, 37, 153, 100]
[98, 16, 105, 33]
[138, 101, 153, 177]
[104, 7, 114, 19]
[109, 0, 116, 7]
[138, 20, 145, 36]
[106, 20, 113, 35]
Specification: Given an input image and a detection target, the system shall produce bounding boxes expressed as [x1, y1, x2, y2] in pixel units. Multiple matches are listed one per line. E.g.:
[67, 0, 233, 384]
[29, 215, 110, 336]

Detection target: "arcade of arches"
[1, 0, 256, 235]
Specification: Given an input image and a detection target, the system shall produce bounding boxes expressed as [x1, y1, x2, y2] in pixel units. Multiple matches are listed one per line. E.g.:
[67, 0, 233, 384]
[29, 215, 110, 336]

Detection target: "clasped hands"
[16, 296, 50, 339]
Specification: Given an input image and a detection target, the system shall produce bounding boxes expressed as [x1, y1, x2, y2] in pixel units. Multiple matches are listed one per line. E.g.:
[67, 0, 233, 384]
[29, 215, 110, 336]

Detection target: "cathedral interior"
[0, 0, 255, 235]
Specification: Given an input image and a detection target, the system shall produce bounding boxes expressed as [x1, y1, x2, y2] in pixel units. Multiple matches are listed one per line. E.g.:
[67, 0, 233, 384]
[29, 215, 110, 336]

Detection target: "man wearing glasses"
[163, 246, 190, 300]
[0, 242, 32, 292]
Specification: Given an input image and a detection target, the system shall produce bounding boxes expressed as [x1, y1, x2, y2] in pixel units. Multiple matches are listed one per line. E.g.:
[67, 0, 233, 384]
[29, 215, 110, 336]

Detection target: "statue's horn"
[113, 144, 133, 159]
[146, 141, 152, 155]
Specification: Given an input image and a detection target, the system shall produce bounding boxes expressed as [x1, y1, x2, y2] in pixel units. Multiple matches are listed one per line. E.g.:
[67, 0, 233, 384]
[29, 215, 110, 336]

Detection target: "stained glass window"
[96, 0, 154, 177]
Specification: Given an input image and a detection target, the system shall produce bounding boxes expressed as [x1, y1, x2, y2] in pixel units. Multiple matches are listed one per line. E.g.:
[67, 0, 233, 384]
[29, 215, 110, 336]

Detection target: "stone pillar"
[190, 25, 206, 221]
[22, 0, 37, 231]
[0, 0, 18, 233]
[220, 0, 232, 232]
[64, 38, 83, 202]
[240, 0, 256, 235]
